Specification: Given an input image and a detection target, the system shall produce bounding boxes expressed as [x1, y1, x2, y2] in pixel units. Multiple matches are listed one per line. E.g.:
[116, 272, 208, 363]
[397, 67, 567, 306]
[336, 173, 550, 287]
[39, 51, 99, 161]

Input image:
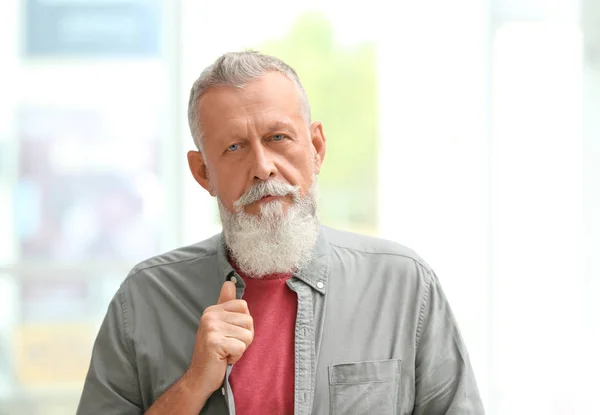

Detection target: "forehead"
[197, 72, 304, 135]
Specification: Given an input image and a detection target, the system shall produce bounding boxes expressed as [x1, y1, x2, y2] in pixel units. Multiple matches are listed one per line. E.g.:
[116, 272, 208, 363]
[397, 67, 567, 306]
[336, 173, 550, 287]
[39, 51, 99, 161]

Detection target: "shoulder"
[118, 233, 222, 294]
[323, 226, 433, 274]
[131, 233, 220, 275]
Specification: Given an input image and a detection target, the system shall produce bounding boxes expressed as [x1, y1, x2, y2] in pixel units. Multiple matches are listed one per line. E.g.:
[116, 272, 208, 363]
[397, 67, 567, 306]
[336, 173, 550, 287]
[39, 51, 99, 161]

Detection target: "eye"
[226, 143, 240, 152]
[272, 134, 287, 142]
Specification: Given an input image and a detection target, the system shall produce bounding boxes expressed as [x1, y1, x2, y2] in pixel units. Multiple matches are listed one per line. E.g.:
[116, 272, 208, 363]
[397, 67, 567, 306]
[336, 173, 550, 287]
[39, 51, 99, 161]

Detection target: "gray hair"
[187, 51, 312, 151]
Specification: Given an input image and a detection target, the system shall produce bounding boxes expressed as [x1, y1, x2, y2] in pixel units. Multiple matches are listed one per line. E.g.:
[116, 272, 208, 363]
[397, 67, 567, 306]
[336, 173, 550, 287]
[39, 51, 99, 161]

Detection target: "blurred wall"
[0, 1, 597, 414]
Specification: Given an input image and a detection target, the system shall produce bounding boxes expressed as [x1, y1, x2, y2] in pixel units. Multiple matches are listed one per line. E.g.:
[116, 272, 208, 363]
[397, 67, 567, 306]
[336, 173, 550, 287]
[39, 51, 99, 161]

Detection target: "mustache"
[234, 179, 300, 208]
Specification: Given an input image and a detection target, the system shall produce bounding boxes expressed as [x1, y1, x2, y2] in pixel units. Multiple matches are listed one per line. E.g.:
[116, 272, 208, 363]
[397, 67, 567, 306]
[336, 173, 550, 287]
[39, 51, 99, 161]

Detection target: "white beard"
[218, 177, 320, 278]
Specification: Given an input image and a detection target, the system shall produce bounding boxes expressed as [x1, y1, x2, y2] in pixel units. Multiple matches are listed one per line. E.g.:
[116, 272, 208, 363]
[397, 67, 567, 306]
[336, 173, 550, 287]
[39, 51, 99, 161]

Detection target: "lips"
[259, 195, 277, 202]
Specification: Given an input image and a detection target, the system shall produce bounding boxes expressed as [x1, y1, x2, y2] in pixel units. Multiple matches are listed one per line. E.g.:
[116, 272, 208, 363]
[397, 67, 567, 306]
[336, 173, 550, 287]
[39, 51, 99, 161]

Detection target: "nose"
[250, 145, 277, 181]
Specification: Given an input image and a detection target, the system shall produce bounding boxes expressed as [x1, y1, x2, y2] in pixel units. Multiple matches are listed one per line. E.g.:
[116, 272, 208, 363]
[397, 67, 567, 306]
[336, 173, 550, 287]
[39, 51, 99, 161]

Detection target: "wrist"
[180, 368, 212, 409]
[145, 369, 211, 415]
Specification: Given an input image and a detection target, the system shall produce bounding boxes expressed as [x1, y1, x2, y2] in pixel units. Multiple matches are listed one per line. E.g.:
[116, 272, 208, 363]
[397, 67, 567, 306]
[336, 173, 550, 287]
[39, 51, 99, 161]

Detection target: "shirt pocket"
[328, 358, 401, 415]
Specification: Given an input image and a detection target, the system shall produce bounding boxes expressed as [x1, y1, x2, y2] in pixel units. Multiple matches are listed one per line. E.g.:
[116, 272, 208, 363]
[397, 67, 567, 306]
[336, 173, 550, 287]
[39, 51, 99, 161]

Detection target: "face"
[187, 72, 326, 216]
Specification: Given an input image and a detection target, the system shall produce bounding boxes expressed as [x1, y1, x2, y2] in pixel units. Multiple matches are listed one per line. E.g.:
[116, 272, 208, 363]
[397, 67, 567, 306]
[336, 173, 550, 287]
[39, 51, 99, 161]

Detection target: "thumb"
[218, 280, 237, 304]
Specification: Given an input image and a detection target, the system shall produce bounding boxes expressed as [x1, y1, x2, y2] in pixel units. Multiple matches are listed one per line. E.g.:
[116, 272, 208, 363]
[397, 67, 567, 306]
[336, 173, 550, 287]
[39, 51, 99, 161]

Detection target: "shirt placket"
[221, 271, 245, 415]
[287, 278, 316, 415]
[223, 364, 235, 415]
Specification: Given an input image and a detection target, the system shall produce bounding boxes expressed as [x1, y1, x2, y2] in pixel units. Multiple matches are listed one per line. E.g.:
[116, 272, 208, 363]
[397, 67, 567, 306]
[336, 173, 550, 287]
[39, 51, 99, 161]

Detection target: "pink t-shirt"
[228, 269, 297, 415]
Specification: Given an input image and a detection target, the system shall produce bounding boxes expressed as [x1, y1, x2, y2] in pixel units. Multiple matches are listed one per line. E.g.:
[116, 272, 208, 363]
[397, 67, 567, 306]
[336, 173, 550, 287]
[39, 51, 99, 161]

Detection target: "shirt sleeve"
[412, 269, 486, 415]
[77, 285, 143, 414]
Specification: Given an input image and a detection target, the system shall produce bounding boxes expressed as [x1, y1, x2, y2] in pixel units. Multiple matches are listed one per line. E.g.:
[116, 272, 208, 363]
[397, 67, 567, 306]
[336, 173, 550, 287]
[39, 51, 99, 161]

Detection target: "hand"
[184, 281, 254, 398]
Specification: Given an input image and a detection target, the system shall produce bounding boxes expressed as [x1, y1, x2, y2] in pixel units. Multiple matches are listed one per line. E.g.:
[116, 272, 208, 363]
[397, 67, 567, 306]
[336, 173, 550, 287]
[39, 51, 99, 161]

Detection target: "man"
[77, 51, 484, 414]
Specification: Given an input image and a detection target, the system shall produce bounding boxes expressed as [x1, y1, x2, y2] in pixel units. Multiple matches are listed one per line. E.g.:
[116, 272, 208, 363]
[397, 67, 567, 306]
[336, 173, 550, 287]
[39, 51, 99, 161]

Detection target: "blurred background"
[0, 0, 598, 414]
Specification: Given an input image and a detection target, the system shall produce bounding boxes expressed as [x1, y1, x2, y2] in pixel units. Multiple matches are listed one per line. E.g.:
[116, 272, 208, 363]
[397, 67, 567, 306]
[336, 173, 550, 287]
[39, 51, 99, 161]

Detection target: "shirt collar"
[215, 226, 331, 295]
[216, 234, 242, 287]
[294, 227, 330, 294]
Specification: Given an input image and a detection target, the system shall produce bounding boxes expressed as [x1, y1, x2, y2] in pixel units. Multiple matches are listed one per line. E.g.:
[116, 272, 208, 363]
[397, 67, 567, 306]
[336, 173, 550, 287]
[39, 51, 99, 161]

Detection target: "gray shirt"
[77, 226, 484, 414]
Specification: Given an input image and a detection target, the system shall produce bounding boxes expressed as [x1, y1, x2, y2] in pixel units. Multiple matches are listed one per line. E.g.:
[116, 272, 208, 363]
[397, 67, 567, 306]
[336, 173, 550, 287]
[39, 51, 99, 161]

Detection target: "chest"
[133, 274, 418, 414]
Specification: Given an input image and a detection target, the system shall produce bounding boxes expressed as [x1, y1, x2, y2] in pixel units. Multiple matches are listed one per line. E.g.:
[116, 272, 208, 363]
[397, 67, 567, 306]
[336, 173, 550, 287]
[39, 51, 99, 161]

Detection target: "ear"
[187, 150, 216, 196]
[310, 121, 327, 174]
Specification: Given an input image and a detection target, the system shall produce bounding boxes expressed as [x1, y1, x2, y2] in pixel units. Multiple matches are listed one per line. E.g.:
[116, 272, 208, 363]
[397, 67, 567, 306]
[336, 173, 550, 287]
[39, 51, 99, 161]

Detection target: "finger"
[218, 281, 236, 305]
[228, 354, 243, 365]
[219, 299, 250, 315]
[217, 337, 247, 364]
[222, 325, 254, 348]
[224, 338, 248, 365]
[202, 315, 254, 346]
[220, 311, 254, 331]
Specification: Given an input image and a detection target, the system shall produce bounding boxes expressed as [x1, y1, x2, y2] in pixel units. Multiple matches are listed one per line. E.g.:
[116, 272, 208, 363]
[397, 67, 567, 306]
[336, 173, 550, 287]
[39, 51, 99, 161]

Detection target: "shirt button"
[230, 276, 237, 284]
[221, 387, 225, 395]
[316, 281, 324, 289]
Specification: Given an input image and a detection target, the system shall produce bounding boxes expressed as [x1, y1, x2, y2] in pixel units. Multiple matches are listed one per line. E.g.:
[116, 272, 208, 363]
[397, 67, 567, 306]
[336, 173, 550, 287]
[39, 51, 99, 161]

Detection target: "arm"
[412, 270, 485, 415]
[144, 369, 210, 415]
[78, 281, 252, 414]
[77, 286, 210, 415]
[76, 287, 143, 414]
[147, 281, 251, 414]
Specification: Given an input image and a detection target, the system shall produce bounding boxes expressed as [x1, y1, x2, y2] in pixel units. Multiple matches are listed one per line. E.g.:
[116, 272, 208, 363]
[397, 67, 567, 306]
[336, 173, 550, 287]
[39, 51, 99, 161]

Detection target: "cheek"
[294, 149, 317, 177]
[213, 168, 246, 204]
[280, 154, 315, 192]
[284, 143, 313, 168]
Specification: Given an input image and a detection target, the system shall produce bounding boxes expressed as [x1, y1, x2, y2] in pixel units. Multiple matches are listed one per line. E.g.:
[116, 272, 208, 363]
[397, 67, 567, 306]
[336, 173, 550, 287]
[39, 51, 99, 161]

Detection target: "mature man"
[77, 51, 484, 414]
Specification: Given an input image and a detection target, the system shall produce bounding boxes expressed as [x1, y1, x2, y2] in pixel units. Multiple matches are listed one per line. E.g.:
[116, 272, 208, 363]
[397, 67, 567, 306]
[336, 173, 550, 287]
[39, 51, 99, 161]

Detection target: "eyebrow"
[264, 120, 298, 135]
[219, 119, 299, 146]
